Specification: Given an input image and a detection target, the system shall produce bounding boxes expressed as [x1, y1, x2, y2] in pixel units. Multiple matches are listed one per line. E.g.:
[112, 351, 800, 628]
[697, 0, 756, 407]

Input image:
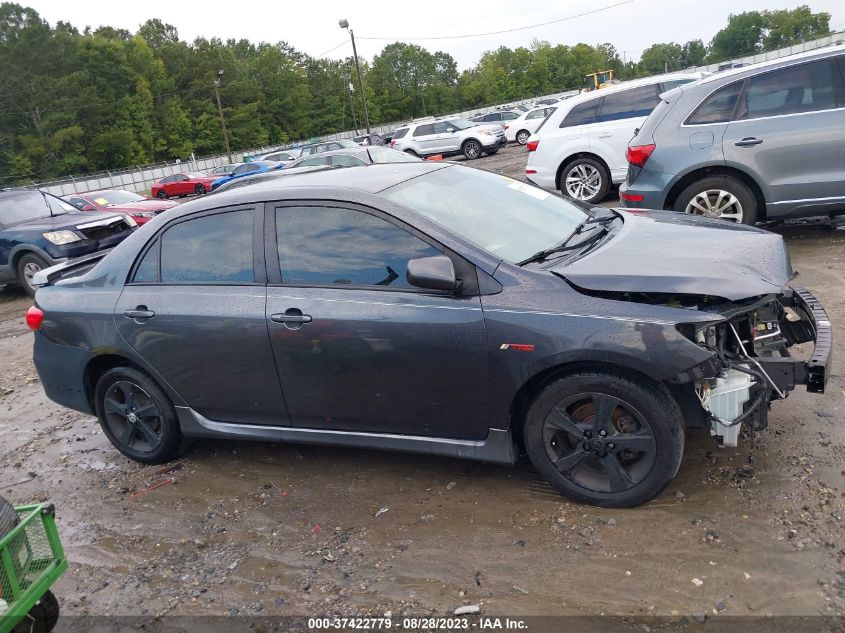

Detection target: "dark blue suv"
[0, 189, 136, 295]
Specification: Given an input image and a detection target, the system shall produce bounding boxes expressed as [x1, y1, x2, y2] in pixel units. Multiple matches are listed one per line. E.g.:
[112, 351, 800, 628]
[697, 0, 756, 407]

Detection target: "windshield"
[445, 118, 477, 130]
[367, 147, 421, 164]
[0, 191, 75, 225]
[90, 190, 146, 205]
[382, 166, 587, 263]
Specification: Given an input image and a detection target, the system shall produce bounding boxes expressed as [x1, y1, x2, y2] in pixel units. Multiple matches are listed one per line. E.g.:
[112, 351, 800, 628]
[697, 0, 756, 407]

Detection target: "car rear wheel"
[404, 149, 418, 157]
[462, 139, 482, 160]
[523, 371, 684, 508]
[94, 366, 181, 464]
[516, 130, 531, 145]
[195, 184, 206, 195]
[156, 190, 168, 199]
[674, 176, 757, 224]
[560, 158, 609, 204]
[16, 252, 48, 297]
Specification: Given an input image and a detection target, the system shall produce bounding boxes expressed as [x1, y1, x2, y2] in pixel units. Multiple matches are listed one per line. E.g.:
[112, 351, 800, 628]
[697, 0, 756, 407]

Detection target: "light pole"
[345, 75, 359, 132]
[213, 69, 233, 163]
[339, 19, 370, 134]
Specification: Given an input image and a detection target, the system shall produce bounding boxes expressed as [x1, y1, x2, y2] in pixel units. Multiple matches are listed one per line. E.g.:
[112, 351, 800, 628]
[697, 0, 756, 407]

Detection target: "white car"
[255, 150, 300, 164]
[390, 117, 506, 160]
[525, 72, 702, 203]
[505, 106, 556, 145]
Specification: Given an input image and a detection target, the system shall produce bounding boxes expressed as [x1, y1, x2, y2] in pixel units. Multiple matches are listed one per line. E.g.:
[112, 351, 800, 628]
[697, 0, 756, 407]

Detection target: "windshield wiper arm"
[517, 214, 617, 266]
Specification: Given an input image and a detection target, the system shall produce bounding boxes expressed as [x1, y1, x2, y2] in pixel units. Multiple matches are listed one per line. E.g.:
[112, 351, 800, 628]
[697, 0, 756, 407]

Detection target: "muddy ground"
[1, 143, 844, 624]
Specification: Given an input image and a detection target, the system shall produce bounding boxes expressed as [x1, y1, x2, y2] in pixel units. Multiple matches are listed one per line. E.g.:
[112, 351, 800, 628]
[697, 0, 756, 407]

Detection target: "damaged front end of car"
[676, 287, 831, 446]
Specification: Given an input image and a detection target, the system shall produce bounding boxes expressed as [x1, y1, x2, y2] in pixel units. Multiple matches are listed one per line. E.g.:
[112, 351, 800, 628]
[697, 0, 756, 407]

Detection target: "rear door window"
[738, 59, 838, 119]
[413, 124, 435, 137]
[559, 99, 600, 128]
[595, 84, 661, 122]
[158, 210, 255, 284]
[686, 81, 743, 124]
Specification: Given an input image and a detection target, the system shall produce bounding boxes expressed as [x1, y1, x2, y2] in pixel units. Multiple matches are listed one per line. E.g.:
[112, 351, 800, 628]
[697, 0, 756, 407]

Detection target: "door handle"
[735, 137, 763, 147]
[597, 133, 613, 138]
[270, 309, 312, 325]
[124, 306, 155, 321]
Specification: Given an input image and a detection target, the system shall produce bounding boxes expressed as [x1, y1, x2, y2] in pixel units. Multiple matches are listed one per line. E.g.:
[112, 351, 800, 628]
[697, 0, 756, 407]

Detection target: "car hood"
[550, 209, 792, 301]
[105, 200, 178, 212]
[9, 212, 126, 231]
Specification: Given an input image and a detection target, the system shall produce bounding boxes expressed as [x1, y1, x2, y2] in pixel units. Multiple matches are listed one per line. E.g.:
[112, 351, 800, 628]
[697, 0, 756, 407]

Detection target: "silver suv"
[620, 45, 845, 224]
[389, 118, 506, 160]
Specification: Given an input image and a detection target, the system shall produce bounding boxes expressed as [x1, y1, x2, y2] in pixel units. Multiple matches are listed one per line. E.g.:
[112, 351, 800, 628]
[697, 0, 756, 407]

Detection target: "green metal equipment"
[0, 501, 67, 633]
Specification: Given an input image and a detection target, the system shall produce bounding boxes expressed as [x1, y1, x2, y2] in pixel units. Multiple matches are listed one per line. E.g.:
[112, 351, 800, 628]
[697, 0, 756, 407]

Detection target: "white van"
[525, 72, 702, 203]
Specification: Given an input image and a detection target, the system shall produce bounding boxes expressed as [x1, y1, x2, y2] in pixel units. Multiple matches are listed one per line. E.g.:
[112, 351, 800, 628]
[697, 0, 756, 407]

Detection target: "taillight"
[504, 124, 509, 130]
[26, 305, 44, 330]
[389, 140, 396, 147]
[626, 144, 655, 168]
[526, 140, 539, 152]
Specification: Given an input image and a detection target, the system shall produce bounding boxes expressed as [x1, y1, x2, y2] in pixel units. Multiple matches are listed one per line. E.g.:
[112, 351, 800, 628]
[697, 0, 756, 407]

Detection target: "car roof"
[698, 43, 845, 85]
[558, 71, 703, 109]
[295, 147, 369, 160]
[203, 162, 449, 205]
[81, 189, 133, 196]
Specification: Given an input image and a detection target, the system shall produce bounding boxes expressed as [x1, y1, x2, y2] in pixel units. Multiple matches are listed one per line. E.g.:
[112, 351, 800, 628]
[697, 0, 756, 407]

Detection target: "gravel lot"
[1, 144, 844, 623]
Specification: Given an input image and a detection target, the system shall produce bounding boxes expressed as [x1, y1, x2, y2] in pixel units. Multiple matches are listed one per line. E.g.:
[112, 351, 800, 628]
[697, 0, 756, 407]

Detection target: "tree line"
[0, 3, 831, 184]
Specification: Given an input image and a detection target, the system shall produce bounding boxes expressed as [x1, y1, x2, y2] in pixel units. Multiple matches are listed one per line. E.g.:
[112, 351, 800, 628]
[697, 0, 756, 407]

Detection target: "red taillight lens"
[620, 192, 644, 202]
[389, 140, 396, 147]
[504, 124, 509, 130]
[526, 140, 539, 152]
[26, 305, 44, 331]
[626, 143, 655, 168]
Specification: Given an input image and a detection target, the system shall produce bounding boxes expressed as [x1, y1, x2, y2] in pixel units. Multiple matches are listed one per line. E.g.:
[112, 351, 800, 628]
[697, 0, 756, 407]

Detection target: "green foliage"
[709, 5, 830, 62]
[0, 2, 834, 184]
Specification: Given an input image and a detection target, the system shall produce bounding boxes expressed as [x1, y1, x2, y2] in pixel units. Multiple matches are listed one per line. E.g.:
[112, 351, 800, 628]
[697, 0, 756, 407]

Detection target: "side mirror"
[407, 255, 457, 291]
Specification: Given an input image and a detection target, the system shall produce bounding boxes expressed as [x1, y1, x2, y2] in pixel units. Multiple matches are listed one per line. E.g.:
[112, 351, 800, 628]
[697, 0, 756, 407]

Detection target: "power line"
[356, 0, 635, 41]
[315, 39, 349, 58]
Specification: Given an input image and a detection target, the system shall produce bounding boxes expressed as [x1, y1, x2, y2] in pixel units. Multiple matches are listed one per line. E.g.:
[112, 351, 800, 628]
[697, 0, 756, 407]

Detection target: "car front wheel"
[156, 190, 169, 199]
[94, 366, 181, 464]
[560, 158, 609, 204]
[523, 371, 684, 508]
[195, 184, 206, 195]
[674, 175, 757, 224]
[462, 139, 482, 160]
[16, 252, 48, 297]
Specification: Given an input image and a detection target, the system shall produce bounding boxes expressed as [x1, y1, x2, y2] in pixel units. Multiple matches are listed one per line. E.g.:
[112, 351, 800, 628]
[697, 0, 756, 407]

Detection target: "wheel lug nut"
[599, 430, 606, 437]
[607, 443, 615, 449]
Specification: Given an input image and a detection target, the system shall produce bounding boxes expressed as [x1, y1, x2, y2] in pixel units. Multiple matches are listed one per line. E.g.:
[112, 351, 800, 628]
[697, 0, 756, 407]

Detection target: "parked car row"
[525, 44, 845, 224]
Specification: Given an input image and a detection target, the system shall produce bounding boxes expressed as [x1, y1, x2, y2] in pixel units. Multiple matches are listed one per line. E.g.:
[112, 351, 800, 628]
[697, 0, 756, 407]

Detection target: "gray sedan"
[28, 163, 830, 507]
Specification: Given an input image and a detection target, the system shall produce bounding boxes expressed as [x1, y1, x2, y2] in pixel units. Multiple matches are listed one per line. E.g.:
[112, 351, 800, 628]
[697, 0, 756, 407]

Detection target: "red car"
[64, 189, 178, 225]
[151, 172, 216, 199]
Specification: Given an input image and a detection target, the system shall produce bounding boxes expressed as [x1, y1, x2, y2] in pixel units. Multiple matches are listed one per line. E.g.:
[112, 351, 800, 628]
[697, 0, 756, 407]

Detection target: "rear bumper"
[758, 287, 832, 394]
[33, 332, 94, 415]
[619, 178, 670, 210]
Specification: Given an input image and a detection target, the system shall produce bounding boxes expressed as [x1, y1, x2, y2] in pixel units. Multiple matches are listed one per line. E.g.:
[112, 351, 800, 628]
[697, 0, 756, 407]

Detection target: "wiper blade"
[517, 213, 617, 266]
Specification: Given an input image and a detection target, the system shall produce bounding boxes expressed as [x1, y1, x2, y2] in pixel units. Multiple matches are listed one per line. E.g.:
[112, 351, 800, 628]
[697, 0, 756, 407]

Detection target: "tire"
[673, 175, 757, 225]
[523, 371, 684, 508]
[16, 253, 49, 297]
[462, 139, 482, 160]
[404, 149, 418, 157]
[0, 495, 18, 537]
[13, 590, 60, 633]
[516, 130, 531, 145]
[94, 366, 181, 464]
[194, 184, 206, 195]
[558, 157, 610, 204]
[156, 189, 168, 199]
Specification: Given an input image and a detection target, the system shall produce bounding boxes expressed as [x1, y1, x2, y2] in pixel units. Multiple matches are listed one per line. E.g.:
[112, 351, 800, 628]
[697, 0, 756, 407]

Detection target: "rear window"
[560, 99, 600, 128]
[392, 128, 409, 140]
[686, 81, 742, 125]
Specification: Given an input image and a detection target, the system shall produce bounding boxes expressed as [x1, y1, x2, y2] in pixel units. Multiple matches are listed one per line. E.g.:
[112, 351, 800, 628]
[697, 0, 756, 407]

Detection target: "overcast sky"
[25, 0, 845, 69]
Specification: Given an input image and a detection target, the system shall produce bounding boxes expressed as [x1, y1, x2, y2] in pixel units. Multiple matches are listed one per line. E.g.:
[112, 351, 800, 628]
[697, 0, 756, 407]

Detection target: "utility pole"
[213, 69, 233, 163]
[339, 19, 370, 133]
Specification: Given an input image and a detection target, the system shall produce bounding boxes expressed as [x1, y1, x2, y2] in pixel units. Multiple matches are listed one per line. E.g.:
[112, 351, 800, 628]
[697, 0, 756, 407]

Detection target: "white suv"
[505, 106, 556, 145]
[390, 118, 506, 160]
[525, 73, 701, 203]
